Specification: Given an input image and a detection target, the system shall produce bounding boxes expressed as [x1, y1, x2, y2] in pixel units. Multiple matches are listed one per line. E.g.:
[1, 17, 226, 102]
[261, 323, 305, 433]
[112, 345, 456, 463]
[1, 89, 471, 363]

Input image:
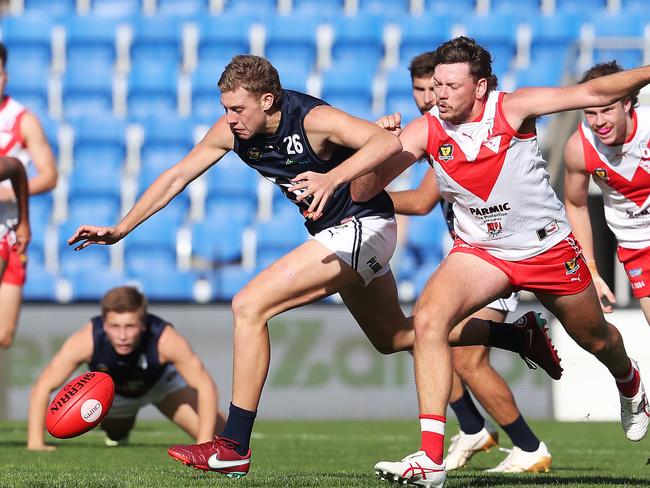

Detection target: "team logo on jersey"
[594, 168, 609, 180]
[486, 220, 502, 237]
[438, 143, 454, 161]
[247, 147, 262, 161]
[629, 267, 643, 278]
[564, 257, 580, 275]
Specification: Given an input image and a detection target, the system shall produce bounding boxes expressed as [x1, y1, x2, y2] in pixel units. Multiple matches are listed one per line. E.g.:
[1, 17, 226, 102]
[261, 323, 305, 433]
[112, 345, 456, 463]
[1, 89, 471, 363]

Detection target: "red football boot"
[515, 311, 563, 380]
[168, 436, 251, 478]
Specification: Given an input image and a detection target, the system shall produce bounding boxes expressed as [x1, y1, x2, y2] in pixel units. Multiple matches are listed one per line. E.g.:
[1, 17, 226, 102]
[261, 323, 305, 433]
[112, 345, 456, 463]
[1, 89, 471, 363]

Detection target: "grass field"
[1, 419, 649, 487]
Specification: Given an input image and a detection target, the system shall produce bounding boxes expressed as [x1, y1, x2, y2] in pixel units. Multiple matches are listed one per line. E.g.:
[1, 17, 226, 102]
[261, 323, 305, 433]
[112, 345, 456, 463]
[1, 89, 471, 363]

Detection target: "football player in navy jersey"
[68, 55, 560, 477]
[27, 286, 225, 451]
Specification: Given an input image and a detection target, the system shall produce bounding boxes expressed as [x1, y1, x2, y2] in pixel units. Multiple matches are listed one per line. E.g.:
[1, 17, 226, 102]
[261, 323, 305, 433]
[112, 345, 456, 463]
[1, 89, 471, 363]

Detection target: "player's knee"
[231, 288, 266, 324]
[0, 331, 13, 348]
[413, 311, 446, 343]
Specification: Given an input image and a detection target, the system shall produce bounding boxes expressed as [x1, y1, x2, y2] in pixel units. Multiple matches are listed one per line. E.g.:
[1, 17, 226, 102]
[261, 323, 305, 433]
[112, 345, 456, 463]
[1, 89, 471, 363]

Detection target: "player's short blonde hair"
[101, 286, 147, 320]
[218, 55, 283, 106]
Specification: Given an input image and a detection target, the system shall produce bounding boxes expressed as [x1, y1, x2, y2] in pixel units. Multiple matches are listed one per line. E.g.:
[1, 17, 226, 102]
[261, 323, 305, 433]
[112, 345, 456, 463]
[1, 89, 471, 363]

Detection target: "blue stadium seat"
[593, 50, 643, 70]
[125, 247, 177, 275]
[58, 238, 112, 276]
[157, 0, 208, 16]
[24, 0, 76, 17]
[66, 196, 120, 230]
[130, 267, 197, 301]
[68, 170, 122, 208]
[191, 63, 223, 122]
[62, 63, 114, 119]
[213, 264, 257, 300]
[264, 14, 319, 69]
[130, 15, 183, 67]
[359, 0, 409, 16]
[270, 59, 310, 92]
[397, 15, 452, 71]
[425, 0, 475, 15]
[90, 0, 141, 17]
[490, 0, 540, 18]
[590, 12, 646, 37]
[140, 116, 195, 174]
[514, 63, 563, 88]
[191, 217, 246, 263]
[292, 0, 343, 18]
[69, 268, 129, 301]
[411, 258, 443, 296]
[206, 152, 259, 203]
[23, 262, 58, 301]
[406, 211, 446, 263]
[64, 16, 119, 72]
[224, 0, 277, 16]
[127, 62, 179, 120]
[1, 15, 53, 67]
[71, 116, 127, 171]
[205, 195, 257, 228]
[5, 61, 49, 115]
[330, 16, 384, 71]
[556, 0, 606, 13]
[528, 13, 580, 65]
[196, 15, 252, 69]
[463, 13, 518, 76]
[321, 60, 375, 118]
[125, 207, 183, 252]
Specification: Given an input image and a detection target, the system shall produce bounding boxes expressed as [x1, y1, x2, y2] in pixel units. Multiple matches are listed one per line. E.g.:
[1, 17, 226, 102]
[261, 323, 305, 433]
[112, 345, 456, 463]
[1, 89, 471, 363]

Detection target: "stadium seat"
[590, 12, 646, 38]
[140, 116, 195, 174]
[424, 0, 475, 15]
[384, 66, 420, 124]
[130, 267, 197, 301]
[24, 0, 76, 17]
[1, 15, 53, 68]
[58, 238, 112, 276]
[224, 0, 277, 16]
[321, 60, 375, 118]
[593, 50, 643, 70]
[89, 0, 141, 17]
[125, 246, 177, 275]
[64, 15, 119, 72]
[191, 217, 247, 264]
[127, 62, 179, 120]
[130, 15, 183, 68]
[463, 13, 518, 76]
[269, 58, 310, 92]
[157, 0, 208, 16]
[213, 264, 257, 300]
[405, 211, 446, 263]
[206, 152, 259, 203]
[66, 196, 121, 231]
[5, 61, 49, 115]
[68, 168, 122, 206]
[62, 63, 114, 119]
[514, 63, 564, 88]
[70, 116, 127, 171]
[264, 14, 319, 69]
[397, 15, 453, 71]
[528, 13, 580, 65]
[292, 0, 343, 18]
[191, 63, 223, 122]
[411, 258, 443, 296]
[556, 0, 606, 13]
[22, 262, 58, 301]
[330, 16, 385, 71]
[196, 14, 252, 69]
[490, 0, 540, 18]
[68, 268, 129, 301]
[358, 0, 409, 16]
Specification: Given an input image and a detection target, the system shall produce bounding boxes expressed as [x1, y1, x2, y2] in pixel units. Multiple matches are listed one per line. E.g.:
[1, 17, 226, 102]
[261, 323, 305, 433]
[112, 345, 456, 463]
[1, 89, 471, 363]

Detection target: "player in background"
[351, 37, 650, 488]
[383, 51, 551, 473]
[67, 55, 561, 478]
[0, 156, 29, 281]
[0, 42, 57, 348]
[564, 61, 650, 326]
[27, 286, 226, 451]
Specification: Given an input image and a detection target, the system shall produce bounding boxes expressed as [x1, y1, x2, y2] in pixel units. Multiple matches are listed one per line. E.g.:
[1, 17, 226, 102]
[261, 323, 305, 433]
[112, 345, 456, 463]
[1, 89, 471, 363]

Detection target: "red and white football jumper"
[0, 96, 30, 285]
[427, 91, 590, 294]
[579, 107, 650, 298]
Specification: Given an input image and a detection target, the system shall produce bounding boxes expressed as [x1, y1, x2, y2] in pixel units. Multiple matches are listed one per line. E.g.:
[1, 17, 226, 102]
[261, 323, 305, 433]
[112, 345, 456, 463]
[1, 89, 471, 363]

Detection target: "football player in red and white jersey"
[565, 61, 650, 327]
[0, 42, 57, 348]
[0, 156, 30, 280]
[353, 37, 650, 487]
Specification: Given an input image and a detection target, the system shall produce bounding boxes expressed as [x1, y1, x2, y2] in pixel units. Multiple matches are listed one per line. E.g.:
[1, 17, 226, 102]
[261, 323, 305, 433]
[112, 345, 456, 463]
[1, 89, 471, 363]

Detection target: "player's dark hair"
[0, 42, 7, 69]
[433, 36, 498, 92]
[218, 55, 283, 107]
[579, 61, 638, 108]
[101, 286, 148, 320]
[409, 51, 437, 80]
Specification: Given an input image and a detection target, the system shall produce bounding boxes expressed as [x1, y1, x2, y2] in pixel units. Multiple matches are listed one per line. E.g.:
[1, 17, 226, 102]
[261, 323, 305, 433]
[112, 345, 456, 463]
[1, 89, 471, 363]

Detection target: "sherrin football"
[46, 371, 115, 439]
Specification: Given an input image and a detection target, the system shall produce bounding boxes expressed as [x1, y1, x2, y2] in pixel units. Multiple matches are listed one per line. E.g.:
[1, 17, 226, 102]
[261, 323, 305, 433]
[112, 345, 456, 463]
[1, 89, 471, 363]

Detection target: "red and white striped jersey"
[0, 96, 30, 239]
[427, 90, 571, 261]
[579, 107, 650, 249]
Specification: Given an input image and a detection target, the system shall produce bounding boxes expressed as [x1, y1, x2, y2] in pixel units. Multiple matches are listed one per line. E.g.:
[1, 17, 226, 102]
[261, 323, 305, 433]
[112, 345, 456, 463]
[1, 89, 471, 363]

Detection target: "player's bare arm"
[350, 115, 429, 202]
[288, 105, 402, 218]
[563, 131, 616, 312]
[0, 157, 30, 253]
[390, 168, 441, 216]
[27, 324, 93, 451]
[68, 117, 235, 250]
[502, 65, 650, 130]
[158, 326, 220, 443]
[21, 112, 57, 194]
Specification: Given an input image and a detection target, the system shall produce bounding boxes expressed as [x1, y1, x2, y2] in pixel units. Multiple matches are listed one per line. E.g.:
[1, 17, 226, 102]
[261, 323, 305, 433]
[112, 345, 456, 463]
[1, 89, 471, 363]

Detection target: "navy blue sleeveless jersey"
[88, 314, 170, 398]
[441, 200, 455, 236]
[233, 89, 394, 235]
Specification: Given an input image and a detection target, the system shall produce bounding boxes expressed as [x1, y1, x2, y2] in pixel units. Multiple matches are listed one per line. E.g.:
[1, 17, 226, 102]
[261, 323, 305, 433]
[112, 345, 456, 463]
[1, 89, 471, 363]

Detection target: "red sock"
[616, 361, 640, 398]
[420, 414, 446, 465]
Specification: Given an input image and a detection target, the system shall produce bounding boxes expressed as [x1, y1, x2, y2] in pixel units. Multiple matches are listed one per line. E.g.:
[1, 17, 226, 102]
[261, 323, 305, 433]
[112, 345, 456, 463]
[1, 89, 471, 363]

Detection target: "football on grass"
[46, 371, 115, 439]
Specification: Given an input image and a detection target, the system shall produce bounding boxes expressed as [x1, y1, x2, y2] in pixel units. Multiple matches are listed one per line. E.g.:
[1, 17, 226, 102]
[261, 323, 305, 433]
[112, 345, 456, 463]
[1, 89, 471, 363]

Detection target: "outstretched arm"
[503, 65, 650, 130]
[0, 157, 30, 254]
[390, 167, 440, 216]
[68, 117, 234, 250]
[27, 324, 93, 450]
[563, 131, 616, 313]
[159, 326, 224, 443]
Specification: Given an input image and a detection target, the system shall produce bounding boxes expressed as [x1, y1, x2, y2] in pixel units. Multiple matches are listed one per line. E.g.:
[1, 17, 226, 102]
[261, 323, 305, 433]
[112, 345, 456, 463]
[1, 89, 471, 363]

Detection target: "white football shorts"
[105, 366, 187, 419]
[312, 215, 397, 286]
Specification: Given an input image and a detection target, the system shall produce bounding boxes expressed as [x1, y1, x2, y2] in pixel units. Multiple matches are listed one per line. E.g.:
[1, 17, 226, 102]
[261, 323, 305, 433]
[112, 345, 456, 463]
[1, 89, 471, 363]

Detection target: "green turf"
[0, 419, 649, 487]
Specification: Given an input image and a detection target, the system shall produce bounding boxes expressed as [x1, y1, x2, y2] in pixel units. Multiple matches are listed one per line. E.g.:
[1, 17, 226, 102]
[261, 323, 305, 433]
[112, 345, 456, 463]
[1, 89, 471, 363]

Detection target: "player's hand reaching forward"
[68, 225, 125, 250]
[290, 171, 341, 221]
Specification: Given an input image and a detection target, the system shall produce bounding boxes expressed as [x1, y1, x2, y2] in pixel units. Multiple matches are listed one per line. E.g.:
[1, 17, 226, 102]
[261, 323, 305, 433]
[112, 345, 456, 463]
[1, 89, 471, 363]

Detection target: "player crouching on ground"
[27, 286, 226, 450]
[0, 156, 29, 285]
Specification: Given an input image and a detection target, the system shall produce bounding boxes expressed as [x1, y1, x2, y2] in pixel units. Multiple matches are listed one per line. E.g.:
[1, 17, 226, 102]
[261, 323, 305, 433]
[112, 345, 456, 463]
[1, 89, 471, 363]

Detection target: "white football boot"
[375, 451, 446, 488]
[445, 421, 499, 470]
[619, 359, 650, 442]
[485, 441, 552, 473]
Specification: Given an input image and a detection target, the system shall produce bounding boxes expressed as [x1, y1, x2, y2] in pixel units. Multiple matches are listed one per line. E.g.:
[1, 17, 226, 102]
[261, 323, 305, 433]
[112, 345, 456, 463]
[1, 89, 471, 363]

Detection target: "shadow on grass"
[456, 473, 650, 486]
